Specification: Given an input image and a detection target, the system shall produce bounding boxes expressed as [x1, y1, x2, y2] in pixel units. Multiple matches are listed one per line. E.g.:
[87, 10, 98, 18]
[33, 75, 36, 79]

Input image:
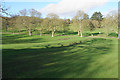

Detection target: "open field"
[2, 33, 118, 78]
[1, 1, 119, 79]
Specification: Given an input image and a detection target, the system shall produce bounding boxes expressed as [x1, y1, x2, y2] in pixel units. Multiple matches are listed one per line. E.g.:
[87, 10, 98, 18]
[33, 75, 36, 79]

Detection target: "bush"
[108, 33, 118, 37]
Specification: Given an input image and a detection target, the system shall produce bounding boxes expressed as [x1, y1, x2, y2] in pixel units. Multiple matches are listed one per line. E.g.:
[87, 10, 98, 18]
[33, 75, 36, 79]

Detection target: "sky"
[3, 0, 119, 19]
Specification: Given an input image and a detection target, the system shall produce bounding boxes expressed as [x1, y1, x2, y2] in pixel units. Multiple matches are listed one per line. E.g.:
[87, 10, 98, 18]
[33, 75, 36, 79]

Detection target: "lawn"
[2, 34, 118, 78]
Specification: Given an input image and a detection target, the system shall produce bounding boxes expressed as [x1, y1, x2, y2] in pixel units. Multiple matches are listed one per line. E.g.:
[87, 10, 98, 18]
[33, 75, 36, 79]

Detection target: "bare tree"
[19, 9, 27, 16]
[36, 11, 42, 18]
[0, 1, 9, 16]
[0, 1, 11, 32]
[29, 8, 41, 17]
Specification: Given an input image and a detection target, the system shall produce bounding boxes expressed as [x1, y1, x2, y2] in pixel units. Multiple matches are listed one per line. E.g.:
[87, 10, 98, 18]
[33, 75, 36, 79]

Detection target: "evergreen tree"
[91, 12, 103, 28]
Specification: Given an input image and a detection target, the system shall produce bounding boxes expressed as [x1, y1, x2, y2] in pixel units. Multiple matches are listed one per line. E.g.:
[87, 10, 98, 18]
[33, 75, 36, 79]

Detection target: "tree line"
[1, 8, 118, 37]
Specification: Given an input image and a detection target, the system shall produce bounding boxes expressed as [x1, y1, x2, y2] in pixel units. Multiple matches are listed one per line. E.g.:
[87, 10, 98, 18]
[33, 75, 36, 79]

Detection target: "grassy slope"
[2, 34, 118, 78]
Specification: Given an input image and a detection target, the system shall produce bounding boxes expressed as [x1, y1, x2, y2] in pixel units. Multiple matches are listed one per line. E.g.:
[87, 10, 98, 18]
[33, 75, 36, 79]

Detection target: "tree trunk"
[98, 21, 101, 28]
[91, 34, 93, 37]
[78, 31, 80, 36]
[40, 31, 42, 36]
[29, 30, 32, 36]
[81, 32, 83, 37]
[12, 30, 15, 34]
[52, 31, 54, 37]
[106, 33, 108, 36]
[106, 26, 109, 36]
[18, 30, 21, 34]
[80, 23, 82, 37]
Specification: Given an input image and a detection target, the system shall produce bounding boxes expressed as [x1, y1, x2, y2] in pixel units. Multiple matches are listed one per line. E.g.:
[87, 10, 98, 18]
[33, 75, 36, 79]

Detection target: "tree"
[0, 1, 11, 32]
[71, 16, 80, 36]
[0, 1, 9, 16]
[10, 15, 19, 34]
[26, 9, 42, 36]
[102, 10, 118, 36]
[35, 18, 44, 36]
[35, 11, 42, 18]
[19, 9, 30, 35]
[29, 8, 37, 17]
[58, 19, 69, 34]
[91, 12, 103, 28]
[91, 20, 99, 28]
[102, 17, 110, 36]
[64, 19, 71, 24]
[18, 9, 42, 36]
[29, 9, 42, 35]
[86, 20, 96, 36]
[14, 16, 25, 33]
[26, 17, 36, 36]
[72, 10, 89, 37]
[19, 9, 27, 16]
[89, 21, 95, 31]
[29, 8, 41, 18]
[2, 17, 10, 31]
[47, 13, 59, 37]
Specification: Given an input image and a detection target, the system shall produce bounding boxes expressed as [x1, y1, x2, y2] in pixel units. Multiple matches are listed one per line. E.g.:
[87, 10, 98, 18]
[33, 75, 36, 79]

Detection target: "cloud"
[103, 9, 118, 17]
[39, 0, 109, 17]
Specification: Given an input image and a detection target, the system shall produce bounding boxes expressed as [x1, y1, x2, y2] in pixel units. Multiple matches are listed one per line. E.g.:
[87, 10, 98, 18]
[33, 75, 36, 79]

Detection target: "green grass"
[2, 33, 118, 78]
[3, 28, 118, 38]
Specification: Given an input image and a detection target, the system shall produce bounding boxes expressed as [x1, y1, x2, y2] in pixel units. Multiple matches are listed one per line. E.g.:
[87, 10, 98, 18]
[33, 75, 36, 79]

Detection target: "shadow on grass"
[51, 31, 78, 36]
[92, 32, 104, 36]
[2, 38, 112, 78]
[2, 34, 45, 44]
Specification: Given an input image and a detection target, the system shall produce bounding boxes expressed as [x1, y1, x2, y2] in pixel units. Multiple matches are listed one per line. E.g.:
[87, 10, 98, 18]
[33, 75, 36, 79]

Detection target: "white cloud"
[109, 0, 119, 2]
[39, 0, 109, 17]
[103, 9, 118, 17]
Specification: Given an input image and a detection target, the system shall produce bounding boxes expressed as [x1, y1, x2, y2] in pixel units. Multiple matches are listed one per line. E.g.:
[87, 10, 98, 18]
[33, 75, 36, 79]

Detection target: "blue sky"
[87, 1, 118, 17]
[4, 0, 118, 19]
[5, 2, 57, 14]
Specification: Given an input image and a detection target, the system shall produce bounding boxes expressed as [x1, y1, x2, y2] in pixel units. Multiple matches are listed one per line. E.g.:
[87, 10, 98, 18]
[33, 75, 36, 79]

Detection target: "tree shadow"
[92, 32, 104, 36]
[55, 31, 78, 35]
[2, 38, 113, 78]
[2, 34, 45, 44]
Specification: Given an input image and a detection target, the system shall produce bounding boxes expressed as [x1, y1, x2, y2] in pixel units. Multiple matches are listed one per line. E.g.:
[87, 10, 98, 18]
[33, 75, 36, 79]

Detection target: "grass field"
[2, 33, 118, 78]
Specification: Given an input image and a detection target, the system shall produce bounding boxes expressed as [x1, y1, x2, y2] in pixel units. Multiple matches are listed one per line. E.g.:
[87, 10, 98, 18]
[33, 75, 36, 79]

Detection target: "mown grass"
[2, 33, 118, 78]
